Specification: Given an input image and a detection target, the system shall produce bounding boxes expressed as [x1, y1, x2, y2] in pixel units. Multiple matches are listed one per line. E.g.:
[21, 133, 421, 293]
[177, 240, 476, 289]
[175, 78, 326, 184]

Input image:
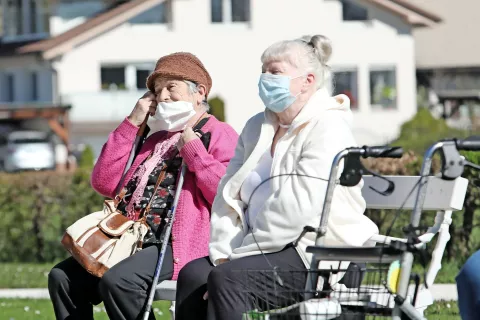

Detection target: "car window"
[10, 138, 49, 144]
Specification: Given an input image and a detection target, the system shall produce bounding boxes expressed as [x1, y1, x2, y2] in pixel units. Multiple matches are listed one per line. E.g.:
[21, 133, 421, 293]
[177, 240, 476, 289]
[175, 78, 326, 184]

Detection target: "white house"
[0, 0, 440, 156]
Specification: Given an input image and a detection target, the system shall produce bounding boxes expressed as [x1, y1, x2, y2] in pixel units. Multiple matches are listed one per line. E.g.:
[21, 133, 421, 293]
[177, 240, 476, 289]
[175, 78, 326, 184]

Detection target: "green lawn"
[424, 300, 460, 319]
[0, 299, 460, 320]
[0, 263, 54, 288]
[411, 260, 460, 284]
[0, 263, 461, 319]
[0, 299, 171, 320]
[0, 262, 461, 290]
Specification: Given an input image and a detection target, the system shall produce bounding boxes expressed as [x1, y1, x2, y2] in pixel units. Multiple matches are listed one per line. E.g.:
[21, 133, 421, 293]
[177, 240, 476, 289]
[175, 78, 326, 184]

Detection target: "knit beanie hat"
[146, 52, 212, 97]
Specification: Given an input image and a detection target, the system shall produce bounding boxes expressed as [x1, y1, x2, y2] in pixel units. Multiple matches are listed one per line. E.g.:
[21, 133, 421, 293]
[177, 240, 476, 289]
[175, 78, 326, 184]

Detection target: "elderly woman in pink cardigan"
[47, 52, 238, 320]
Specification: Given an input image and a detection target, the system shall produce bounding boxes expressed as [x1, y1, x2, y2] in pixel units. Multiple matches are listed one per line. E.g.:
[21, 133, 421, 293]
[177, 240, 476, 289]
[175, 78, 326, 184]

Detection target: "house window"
[5, 0, 23, 37]
[231, 0, 250, 22]
[5, 74, 15, 102]
[211, 0, 223, 23]
[30, 0, 37, 33]
[333, 70, 358, 109]
[101, 64, 154, 91]
[341, 0, 368, 21]
[101, 67, 126, 90]
[3, 0, 49, 38]
[40, 0, 49, 33]
[129, 2, 169, 24]
[370, 68, 397, 109]
[211, 0, 250, 23]
[31, 72, 38, 101]
[136, 69, 150, 89]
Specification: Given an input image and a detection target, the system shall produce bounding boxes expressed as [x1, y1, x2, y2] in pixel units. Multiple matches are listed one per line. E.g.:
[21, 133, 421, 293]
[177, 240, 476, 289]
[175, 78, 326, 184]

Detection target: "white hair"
[184, 80, 210, 111]
[261, 34, 333, 89]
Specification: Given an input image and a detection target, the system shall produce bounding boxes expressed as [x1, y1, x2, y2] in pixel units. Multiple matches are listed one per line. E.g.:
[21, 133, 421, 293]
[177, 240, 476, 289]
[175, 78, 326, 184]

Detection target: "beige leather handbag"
[61, 199, 149, 277]
[62, 159, 169, 277]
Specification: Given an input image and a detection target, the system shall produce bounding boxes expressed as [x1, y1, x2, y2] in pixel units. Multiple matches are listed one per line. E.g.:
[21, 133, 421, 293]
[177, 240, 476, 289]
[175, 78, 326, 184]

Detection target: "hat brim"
[146, 71, 203, 93]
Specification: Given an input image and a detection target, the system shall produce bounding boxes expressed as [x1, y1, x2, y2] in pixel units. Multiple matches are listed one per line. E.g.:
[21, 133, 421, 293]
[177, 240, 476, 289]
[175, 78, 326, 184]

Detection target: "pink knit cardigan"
[91, 116, 239, 279]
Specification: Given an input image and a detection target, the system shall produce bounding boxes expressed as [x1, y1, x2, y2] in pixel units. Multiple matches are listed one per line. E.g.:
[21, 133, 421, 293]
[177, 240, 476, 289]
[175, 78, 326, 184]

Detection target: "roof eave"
[390, 0, 442, 23]
[19, 0, 167, 60]
[365, 0, 441, 28]
[406, 14, 438, 28]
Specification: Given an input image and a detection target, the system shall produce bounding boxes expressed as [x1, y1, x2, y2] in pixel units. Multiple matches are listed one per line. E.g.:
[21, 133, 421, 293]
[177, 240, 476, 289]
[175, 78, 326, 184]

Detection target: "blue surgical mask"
[258, 73, 303, 113]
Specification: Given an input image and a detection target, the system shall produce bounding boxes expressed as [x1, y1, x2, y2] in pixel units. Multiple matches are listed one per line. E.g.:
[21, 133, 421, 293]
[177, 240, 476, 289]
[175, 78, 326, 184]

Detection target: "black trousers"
[175, 245, 307, 320]
[48, 244, 173, 320]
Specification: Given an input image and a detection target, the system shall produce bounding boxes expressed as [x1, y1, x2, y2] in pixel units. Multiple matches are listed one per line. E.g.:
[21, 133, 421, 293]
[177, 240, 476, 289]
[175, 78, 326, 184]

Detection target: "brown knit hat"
[146, 52, 212, 97]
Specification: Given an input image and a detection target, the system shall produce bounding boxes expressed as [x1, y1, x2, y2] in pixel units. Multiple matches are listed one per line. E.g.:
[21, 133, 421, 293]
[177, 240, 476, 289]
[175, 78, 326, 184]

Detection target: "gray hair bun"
[300, 34, 332, 65]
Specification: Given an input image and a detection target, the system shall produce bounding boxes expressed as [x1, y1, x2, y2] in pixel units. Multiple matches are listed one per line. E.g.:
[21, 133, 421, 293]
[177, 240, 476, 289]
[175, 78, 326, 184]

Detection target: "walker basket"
[240, 246, 408, 320]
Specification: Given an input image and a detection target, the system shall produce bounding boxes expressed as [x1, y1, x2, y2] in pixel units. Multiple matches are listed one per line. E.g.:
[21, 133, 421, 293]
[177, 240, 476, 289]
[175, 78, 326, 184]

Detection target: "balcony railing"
[62, 90, 145, 122]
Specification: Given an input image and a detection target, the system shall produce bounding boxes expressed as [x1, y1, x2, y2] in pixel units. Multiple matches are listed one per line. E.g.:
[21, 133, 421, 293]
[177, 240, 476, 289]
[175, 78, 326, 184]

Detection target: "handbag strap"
[138, 156, 175, 219]
[131, 115, 211, 218]
[114, 115, 151, 196]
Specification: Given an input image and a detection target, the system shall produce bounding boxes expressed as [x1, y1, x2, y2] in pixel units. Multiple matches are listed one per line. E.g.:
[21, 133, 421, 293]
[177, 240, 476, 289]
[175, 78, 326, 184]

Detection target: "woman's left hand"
[178, 127, 201, 151]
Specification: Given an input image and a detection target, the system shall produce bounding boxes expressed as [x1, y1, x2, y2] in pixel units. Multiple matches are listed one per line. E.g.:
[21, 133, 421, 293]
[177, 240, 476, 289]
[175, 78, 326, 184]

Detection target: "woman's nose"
[157, 87, 170, 102]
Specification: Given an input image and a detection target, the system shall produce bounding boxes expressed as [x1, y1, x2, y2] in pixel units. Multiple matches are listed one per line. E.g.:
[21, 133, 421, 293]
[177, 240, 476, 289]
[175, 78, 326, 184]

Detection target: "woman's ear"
[305, 73, 316, 90]
[197, 84, 207, 105]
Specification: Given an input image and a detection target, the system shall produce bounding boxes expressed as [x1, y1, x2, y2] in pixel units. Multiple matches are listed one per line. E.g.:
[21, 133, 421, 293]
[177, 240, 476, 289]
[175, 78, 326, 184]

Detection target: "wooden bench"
[155, 175, 468, 319]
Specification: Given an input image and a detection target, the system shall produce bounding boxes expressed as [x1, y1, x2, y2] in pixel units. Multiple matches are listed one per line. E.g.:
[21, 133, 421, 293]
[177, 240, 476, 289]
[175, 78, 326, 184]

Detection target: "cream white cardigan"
[209, 88, 379, 267]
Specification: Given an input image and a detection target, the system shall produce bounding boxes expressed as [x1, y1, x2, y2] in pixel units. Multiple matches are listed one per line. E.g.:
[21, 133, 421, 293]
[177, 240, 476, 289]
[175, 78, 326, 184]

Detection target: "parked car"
[0, 131, 56, 172]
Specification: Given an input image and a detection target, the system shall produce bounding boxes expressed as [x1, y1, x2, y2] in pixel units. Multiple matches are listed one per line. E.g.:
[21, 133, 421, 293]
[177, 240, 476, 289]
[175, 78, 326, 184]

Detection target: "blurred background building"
[0, 0, 441, 160]
[413, 0, 480, 132]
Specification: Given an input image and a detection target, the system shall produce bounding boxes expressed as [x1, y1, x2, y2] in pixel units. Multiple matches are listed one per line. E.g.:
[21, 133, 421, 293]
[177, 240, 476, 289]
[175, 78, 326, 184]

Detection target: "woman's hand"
[128, 92, 157, 127]
[177, 127, 201, 151]
[203, 258, 229, 300]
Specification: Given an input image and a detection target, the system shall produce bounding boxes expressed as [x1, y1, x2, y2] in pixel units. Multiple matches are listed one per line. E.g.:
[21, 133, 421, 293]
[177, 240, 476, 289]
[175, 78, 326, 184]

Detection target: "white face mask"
[153, 101, 197, 132]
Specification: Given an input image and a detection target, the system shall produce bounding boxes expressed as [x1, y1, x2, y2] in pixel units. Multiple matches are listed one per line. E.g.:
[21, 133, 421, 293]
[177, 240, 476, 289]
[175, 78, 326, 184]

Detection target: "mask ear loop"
[291, 73, 310, 97]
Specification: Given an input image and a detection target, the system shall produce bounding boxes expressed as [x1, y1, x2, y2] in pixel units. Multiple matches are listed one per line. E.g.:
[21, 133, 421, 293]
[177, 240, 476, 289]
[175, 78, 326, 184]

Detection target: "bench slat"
[155, 280, 177, 301]
[362, 176, 467, 211]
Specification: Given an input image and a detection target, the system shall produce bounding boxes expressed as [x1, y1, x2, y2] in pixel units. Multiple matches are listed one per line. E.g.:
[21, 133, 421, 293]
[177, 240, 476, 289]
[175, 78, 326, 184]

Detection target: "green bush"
[0, 170, 103, 263]
[363, 153, 474, 283]
[79, 145, 95, 169]
[450, 150, 480, 261]
[392, 108, 468, 155]
[208, 96, 226, 122]
[363, 110, 480, 282]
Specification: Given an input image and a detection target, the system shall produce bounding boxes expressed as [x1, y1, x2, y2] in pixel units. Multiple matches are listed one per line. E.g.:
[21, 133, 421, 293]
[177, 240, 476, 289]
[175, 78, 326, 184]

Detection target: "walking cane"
[115, 114, 150, 195]
[143, 163, 187, 320]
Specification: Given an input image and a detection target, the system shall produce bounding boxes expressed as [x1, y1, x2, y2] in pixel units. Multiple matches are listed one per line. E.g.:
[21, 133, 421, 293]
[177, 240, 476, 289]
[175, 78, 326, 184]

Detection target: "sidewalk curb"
[0, 289, 49, 299]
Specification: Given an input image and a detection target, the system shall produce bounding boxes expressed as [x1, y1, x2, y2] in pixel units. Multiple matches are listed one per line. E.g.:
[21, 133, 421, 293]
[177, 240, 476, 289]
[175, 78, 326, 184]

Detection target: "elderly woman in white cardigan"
[174, 34, 379, 320]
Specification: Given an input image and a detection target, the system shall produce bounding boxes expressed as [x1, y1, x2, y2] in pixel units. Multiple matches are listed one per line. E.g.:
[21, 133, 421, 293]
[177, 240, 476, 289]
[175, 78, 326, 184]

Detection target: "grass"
[0, 299, 459, 320]
[0, 263, 462, 319]
[0, 263, 54, 288]
[424, 300, 460, 319]
[411, 260, 460, 284]
[0, 299, 171, 320]
[1, 261, 461, 289]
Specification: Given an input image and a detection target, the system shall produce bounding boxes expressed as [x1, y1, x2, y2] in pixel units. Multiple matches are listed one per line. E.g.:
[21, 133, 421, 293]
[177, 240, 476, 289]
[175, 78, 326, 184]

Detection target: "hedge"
[362, 109, 480, 267]
[363, 150, 480, 266]
[0, 170, 103, 263]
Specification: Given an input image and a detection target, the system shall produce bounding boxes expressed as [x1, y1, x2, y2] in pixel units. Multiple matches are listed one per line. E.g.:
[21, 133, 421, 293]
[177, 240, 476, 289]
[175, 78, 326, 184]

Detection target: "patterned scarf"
[125, 132, 181, 220]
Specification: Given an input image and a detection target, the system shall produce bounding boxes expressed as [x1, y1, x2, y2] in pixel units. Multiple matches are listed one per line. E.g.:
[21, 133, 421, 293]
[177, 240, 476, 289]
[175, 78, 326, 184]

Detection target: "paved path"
[427, 284, 458, 301]
[0, 289, 49, 299]
[0, 284, 459, 301]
